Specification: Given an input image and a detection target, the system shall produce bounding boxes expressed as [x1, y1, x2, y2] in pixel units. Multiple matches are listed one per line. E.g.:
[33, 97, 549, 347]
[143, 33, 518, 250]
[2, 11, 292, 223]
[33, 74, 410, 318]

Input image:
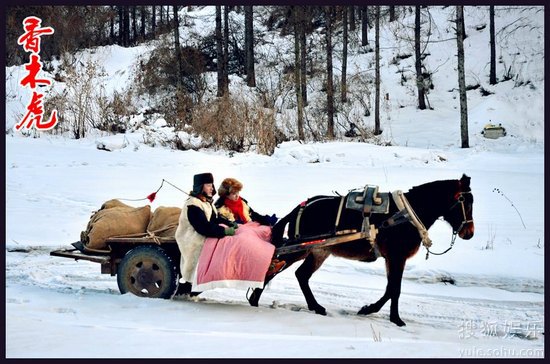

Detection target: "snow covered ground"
[5, 6, 544, 359]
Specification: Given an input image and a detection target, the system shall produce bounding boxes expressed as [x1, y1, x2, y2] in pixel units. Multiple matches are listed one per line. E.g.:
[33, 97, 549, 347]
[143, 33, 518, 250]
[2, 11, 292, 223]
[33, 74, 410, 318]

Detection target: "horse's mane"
[407, 178, 459, 196]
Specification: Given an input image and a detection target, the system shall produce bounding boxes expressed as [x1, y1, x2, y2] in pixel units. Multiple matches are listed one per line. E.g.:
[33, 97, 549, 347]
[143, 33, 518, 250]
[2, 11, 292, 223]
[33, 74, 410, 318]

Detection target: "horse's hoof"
[357, 304, 376, 315]
[390, 316, 406, 327]
[247, 294, 259, 307]
[310, 306, 327, 315]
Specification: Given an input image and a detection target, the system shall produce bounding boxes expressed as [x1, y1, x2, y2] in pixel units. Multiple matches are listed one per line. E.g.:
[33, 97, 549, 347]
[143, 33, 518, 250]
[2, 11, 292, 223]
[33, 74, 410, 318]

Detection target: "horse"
[248, 174, 474, 326]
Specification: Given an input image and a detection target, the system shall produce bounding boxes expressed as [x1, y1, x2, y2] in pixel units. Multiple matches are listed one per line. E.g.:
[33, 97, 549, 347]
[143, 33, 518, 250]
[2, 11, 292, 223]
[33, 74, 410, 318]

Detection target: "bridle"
[450, 191, 474, 234]
[425, 191, 473, 258]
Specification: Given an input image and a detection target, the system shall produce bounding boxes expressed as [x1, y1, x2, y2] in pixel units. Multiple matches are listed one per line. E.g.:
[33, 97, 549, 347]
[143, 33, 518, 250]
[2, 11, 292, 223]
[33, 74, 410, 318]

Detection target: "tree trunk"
[325, 6, 335, 139]
[489, 6, 497, 85]
[151, 6, 156, 38]
[173, 6, 184, 90]
[293, 6, 304, 140]
[123, 6, 130, 47]
[389, 6, 396, 21]
[374, 6, 381, 135]
[300, 6, 307, 106]
[462, 7, 467, 40]
[109, 6, 115, 43]
[341, 6, 348, 103]
[216, 6, 224, 97]
[132, 6, 137, 45]
[245, 6, 256, 87]
[141, 6, 146, 41]
[415, 6, 427, 110]
[361, 6, 369, 46]
[349, 6, 356, 31]
[223, 6, 229, 95]
[118, 6, 123, 45]
[456, 6, 469, 148]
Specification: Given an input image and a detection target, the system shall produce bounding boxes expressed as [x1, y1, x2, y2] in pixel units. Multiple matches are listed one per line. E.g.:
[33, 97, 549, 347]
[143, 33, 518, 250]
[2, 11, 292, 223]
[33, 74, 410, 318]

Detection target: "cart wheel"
[117, 245, 178, 299]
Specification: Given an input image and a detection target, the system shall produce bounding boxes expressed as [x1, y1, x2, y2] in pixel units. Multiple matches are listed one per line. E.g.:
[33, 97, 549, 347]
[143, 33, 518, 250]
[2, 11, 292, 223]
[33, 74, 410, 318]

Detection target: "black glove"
[267, 214, 278, 226]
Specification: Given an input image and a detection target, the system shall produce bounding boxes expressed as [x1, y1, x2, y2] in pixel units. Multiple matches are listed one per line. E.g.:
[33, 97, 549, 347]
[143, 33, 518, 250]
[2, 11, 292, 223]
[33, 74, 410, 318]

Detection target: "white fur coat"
[174, 196, 217, 283]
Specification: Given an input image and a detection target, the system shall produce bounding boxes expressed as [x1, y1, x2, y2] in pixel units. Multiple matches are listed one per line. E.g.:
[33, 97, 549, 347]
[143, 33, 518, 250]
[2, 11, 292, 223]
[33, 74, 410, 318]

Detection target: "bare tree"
[341, 6, 348, 103]
[389, 6, 396, 22]
[151, 6, 156, 37]
[374, 6, 381, 135]
[109, 6, 115, 43]
[123, 6, 130, 47]
[293, 6, 305, 140]
[299, 6, 308, 106]
[132, 6, 137, 45]
[361, 6, 369, 46]
[415, 6, 427, 110]
[223, 6, 229, 95]
[140, 6, 146, 41]
[489, 6, 497, 85]
[216, 6, 224, 96]
[325, 6, 335, 139]
[456, 6, 469, 148]
[349, 6, 356, 31]
[173, 6, 184, 90]
[245, 6, 256, 87]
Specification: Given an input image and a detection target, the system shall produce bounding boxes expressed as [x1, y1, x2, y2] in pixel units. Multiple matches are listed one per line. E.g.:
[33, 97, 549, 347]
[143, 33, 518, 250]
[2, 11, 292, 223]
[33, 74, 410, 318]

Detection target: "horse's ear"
[460, 174, 471, 189]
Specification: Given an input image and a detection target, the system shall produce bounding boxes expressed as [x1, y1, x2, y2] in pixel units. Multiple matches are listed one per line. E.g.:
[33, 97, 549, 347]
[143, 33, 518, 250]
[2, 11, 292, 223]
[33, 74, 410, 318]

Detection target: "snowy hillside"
[5, 6, 544, 358]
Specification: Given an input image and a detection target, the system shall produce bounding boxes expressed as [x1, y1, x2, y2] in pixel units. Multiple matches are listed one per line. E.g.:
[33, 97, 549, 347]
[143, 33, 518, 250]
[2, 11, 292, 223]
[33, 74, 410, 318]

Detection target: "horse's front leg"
[295, 251, 329, 315]
[358, 256, 407, 326]
[247, 270, 278, 307]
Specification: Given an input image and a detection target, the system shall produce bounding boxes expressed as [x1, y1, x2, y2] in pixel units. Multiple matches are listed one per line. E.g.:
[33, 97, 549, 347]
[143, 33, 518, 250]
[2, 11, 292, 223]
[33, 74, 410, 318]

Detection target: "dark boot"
[172, 281, 192, 298]
[266, 259, 286, 277]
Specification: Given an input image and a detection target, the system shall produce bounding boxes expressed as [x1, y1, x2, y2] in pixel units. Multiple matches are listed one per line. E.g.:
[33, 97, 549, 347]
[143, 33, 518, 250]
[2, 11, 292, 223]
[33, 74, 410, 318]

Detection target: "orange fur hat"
[218, 178, 243, 196]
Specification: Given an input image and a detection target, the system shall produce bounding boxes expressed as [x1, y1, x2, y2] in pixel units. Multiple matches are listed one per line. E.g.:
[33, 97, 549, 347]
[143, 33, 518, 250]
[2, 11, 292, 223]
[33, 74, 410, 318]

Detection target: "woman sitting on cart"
[214, 178, 278, 227]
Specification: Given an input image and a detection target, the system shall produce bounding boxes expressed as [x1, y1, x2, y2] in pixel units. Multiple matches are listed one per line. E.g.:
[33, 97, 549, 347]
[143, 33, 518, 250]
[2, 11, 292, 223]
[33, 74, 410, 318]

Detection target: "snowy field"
[5, 6, 544, 359]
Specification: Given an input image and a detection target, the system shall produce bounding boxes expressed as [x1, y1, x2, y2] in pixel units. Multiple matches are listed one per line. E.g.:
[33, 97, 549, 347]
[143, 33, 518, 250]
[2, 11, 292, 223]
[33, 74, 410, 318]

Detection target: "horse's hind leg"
[295, 251, 329, 315]
[358, 257, 407, 326]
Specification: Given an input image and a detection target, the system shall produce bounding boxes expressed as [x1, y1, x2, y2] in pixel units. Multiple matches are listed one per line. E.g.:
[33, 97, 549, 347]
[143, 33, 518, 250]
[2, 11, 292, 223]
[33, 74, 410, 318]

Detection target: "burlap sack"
[101, 199, 133, 210]
[81, 199, 135, 237]
[81, 204, 152, 251]
[147, 206, 181, 238]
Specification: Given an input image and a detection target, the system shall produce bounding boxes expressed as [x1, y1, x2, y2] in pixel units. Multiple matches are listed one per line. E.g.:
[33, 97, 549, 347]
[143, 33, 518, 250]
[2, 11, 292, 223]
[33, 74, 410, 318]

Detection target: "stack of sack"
[80, 199, 181, 252]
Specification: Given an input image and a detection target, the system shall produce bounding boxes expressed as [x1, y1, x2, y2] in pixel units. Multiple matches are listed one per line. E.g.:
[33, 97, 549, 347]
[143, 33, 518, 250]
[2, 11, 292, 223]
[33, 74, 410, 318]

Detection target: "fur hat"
[192, 173, 216, 195]
[218, 178, 243, 197]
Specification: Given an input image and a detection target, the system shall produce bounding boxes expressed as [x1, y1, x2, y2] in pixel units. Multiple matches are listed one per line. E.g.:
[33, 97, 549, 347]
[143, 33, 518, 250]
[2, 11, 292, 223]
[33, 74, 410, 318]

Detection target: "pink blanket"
[193, 222, 275, 291]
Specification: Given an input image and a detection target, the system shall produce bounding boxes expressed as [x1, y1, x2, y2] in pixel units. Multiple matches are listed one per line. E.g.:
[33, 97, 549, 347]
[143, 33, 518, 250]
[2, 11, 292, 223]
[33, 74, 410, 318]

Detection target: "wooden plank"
[275, 232, 367, 255]
[105, 237, 177, 245]
[50, 248, 110, 264]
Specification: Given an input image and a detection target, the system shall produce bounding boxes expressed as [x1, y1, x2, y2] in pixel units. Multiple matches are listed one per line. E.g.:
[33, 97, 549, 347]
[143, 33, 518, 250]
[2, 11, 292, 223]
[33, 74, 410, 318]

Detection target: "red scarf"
[224, 197, 249, 223]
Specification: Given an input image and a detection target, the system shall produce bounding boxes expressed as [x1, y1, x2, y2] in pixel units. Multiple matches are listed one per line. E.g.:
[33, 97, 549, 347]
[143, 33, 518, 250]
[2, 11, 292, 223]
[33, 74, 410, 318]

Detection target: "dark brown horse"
[248, 174, 474, 326]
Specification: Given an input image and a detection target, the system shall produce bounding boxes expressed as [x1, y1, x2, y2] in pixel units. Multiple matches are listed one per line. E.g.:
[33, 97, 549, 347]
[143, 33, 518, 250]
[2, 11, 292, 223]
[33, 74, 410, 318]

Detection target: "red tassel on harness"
[146, 192, 157, 203]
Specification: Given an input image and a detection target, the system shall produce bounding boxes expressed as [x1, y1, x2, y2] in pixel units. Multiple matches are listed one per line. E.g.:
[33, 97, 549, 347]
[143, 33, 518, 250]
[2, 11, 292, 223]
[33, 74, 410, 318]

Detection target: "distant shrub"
[191, 95, 279, 155]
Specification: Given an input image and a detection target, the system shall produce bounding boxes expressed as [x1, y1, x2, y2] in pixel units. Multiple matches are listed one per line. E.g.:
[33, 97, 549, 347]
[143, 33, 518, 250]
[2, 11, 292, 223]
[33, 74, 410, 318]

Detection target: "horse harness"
[288, 186, 472, 259]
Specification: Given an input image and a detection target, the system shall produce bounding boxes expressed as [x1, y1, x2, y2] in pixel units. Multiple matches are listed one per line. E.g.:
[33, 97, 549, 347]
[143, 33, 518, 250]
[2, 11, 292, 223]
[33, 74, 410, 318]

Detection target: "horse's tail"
[271, 205, 300, 247]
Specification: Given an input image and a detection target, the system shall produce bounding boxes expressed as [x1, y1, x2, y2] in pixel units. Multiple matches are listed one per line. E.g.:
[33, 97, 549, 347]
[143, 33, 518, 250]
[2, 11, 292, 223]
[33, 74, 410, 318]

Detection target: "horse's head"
[443, 174, 474, 240]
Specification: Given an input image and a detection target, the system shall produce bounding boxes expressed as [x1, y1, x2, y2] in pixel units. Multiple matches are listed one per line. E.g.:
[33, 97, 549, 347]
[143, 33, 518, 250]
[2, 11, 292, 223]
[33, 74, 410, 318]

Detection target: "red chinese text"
[16, 16, 58, 131]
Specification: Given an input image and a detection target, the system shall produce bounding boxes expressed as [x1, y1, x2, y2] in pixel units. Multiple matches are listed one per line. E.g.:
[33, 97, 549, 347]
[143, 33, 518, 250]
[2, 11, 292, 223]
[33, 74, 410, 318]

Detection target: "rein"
[386, 190, 472, 260]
